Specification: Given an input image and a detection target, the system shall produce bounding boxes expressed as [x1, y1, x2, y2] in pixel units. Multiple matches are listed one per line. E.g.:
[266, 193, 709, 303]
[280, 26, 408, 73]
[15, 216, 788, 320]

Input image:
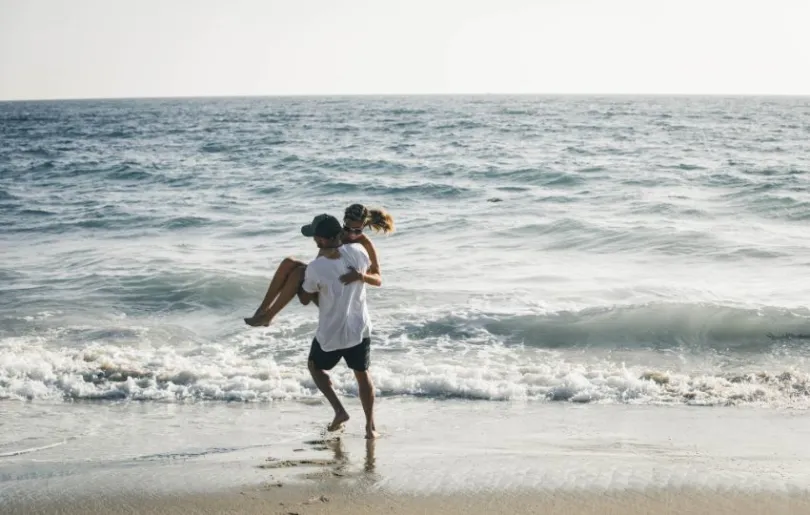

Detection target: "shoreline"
[3, 399, 810, 513]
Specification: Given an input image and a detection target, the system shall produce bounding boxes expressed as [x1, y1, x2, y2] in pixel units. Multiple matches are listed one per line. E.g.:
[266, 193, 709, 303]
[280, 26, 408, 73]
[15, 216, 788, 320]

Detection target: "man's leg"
[354, 369, 378, 439]
[307, 340, 349, 431]
[345, 338, 378, 439]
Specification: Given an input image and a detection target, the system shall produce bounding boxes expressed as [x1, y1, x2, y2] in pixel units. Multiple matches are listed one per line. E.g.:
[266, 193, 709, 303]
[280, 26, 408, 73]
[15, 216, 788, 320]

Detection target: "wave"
[8, 206, 229, 234]
[470, 167, 584, 187]
[625, 201, 713, 219]
[89, 271, 257, 312]
[161, 216, 211, 230]
[499, 108, 537, 116]
[312, 178, 473, 199]
[0, 188, 15, 203]
[402, 303, 810, 351]
[2, 322, 809, 407]
[3, 300, 810, 406]
[745, 195, 810, 221]
[382, 108, 429, 116]
[106, 164, 154, 181]
[21, 147, 59, 158]
[8, 247, 810, 352]
[4, 268, 261, 315]
[313, 156, 412, 173]
[13, 161, 162, 184]
[501, 218, 728, 256]
[433, 120, 486, 130]
[18, 208, 55, 217]
[200, 142, 234, 153]
[28, 161, 56, 173]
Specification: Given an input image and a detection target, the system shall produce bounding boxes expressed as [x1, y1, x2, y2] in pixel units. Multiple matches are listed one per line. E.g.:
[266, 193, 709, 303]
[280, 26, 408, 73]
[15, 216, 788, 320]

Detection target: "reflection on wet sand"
[259, 436, 379, 485]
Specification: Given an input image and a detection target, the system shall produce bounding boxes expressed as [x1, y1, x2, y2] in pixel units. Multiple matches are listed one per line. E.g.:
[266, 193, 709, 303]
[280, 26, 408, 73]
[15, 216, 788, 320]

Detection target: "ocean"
[2, 95, 810, 497]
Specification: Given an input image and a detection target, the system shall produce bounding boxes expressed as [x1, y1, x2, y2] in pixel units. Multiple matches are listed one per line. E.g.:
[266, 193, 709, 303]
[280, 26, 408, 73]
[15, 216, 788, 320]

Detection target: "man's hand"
[340, 266, 364, 285]
[298, 289, 316, 305]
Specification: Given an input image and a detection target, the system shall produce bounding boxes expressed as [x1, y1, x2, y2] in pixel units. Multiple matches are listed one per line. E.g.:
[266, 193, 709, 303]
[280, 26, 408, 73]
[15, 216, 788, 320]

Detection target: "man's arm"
[339, 266, 381, 287]
[339, 246, 382, 287]
[298, 264, 319, 305]
[298, 289, 317, 305]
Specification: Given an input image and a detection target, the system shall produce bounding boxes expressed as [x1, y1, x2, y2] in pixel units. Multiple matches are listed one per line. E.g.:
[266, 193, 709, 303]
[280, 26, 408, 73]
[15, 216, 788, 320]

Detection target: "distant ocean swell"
[4, 166, 810, 222]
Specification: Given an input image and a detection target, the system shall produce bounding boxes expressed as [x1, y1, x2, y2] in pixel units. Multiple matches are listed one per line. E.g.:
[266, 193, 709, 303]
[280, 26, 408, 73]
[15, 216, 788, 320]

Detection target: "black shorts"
[308, 338, 371, 372]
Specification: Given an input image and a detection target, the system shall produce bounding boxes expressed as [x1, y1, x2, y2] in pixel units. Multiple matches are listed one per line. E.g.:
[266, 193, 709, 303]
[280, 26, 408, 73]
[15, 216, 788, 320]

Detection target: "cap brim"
[301, 224, 315, 237]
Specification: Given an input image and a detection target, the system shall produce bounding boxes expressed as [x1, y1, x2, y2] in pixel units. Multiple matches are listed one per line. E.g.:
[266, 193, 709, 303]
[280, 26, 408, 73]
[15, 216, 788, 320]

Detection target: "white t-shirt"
[302, 243, 372, 352]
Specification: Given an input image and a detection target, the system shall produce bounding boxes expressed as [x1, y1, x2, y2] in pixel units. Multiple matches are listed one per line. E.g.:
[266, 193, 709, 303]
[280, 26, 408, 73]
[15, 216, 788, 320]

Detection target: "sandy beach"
[9, 486, 810, 515]
[3, 399, 810, 514]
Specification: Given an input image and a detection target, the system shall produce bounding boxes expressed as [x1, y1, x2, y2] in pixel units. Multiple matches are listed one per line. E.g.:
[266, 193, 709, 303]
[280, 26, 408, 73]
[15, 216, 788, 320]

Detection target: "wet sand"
[9, 486, 810, 515]
[3, 399, 810, 514]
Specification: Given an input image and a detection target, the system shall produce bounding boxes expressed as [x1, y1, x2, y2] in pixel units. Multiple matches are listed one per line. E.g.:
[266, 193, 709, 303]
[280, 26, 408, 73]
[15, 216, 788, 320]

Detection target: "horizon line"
[2, 92, 810, 103]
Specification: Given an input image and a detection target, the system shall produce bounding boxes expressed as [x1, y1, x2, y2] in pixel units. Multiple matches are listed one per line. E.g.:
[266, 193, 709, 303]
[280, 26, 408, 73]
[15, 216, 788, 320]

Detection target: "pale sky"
[1, 0, 809, 100]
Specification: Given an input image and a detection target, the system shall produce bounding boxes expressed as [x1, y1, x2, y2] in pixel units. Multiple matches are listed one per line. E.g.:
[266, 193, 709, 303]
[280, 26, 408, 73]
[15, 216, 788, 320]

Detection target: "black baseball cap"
[301, 214, 343, 238]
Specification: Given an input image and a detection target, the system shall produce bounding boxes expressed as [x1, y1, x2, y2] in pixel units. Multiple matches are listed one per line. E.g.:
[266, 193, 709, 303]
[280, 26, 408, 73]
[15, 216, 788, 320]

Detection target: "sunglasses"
[343, 225, 363, 235]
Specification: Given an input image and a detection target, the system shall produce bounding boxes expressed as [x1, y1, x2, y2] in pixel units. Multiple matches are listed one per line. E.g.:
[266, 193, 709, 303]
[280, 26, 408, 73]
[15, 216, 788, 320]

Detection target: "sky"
[1, 0, 809, 100]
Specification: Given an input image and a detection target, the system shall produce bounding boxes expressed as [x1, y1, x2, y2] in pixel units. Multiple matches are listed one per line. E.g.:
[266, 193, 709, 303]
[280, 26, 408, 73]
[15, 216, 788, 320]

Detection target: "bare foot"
[365, 425, 379, 440]
[328, 411, 350, 432]
[244, 313, 272, 327]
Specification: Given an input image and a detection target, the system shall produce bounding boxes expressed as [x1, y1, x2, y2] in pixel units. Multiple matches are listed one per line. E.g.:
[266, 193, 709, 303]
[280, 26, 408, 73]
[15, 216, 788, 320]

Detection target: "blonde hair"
[344, 204, 395, 234]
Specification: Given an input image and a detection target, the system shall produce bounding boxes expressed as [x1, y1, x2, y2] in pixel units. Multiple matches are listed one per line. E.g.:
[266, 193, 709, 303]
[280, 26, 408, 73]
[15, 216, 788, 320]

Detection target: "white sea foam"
[3, 306, 810, 408]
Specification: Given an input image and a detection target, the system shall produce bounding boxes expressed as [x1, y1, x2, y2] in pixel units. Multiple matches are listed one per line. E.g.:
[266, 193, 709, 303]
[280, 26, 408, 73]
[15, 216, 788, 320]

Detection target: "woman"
[244, 204, 395, 327]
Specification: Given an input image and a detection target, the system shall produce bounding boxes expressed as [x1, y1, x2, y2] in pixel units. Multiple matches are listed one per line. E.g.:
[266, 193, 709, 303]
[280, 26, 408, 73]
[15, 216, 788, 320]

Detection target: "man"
[297, 213, 382, 440]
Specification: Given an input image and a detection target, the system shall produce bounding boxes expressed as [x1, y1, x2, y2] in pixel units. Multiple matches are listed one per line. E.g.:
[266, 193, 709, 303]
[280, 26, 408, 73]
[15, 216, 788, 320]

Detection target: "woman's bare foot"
[244, 312, 272, 327]
[365, 426, 379, 440]
[328, 411, 350, 432]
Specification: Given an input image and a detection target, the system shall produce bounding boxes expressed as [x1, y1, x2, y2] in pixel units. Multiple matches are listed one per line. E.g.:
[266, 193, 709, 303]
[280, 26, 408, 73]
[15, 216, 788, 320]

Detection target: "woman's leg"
[251, 264, 307, 326]
[244, 257, 305, 326]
